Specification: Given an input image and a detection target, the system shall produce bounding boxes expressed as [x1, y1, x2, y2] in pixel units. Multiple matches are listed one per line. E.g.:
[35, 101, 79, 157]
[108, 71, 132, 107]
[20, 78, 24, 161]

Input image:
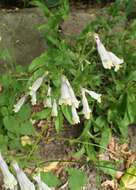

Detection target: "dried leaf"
[102, 179, 118, 190]
[36, 162, 59, 172]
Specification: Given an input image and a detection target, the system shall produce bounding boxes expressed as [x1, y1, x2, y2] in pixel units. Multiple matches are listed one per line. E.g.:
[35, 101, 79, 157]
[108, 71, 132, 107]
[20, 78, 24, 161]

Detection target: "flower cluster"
[13, 33, 124, 126]
[13, 74, 101, 125]
[0, 152, 52, 190]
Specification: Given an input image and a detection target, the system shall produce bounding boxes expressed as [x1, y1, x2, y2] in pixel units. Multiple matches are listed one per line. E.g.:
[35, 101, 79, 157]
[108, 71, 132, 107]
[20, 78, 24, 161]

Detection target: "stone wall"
[0, 7, 96, 66]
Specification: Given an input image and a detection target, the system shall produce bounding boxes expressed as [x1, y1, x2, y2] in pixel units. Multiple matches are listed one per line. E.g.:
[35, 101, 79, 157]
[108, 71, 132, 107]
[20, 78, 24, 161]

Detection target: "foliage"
[67, 168, 87, 190]
[0, 0, 136, 189]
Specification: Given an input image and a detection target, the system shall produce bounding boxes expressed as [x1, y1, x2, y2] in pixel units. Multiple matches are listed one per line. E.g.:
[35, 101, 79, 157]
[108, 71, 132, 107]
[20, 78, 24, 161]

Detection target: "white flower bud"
[29, 76, 44, 105]
[29, 76, 44, 92]
[30, 91, 37, 105]
[71, 106, 80, 125]
[13, 95, 27, 113]
[12, 162, 35, 190]
[0, 153, 17, 190]
[51, 99, 58, 117]
[44, 86, 52, 108]
[81, 88, 91, 119]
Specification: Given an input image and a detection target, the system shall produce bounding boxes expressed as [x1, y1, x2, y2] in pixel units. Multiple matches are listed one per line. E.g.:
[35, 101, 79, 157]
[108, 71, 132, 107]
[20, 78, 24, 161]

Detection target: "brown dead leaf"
[115, 171, 124, 180]
[102, 179, 118, 190]
[36, 161, 59, 173]
[108, 137, 117, 152]
[126, 153, 136, 169]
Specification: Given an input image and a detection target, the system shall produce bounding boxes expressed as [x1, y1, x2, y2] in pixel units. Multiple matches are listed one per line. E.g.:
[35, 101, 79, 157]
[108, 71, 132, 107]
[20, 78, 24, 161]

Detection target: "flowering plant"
[0, 0, 136, 167]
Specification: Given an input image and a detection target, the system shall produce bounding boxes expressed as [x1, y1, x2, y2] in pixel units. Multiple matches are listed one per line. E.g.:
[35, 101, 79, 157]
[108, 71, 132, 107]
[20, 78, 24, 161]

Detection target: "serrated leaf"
[67, 168, 87, 190]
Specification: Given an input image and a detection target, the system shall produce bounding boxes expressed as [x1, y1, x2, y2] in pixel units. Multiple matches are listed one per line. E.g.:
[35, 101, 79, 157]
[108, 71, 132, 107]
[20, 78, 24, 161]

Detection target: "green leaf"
[28, 52, 47, 72]
[32, 108, 51, 120]
[94, 116, 107, 132]
[126, 70, 136, 82]
[67, 168, 87, 190]
[118, 113, 129, 138]
[54, 110, 63, 133]
[3, 116, 35, 135]
[0, 135, 8, 150]
[73, 146, 85, 158]
[45, 0, 60, 8]
[120, 166, 136, 190]
[98, 160, 117, 177]
[1, 106, 9, 116]
[99, 127, 111, 153]
[3, 116, 19, 133]
[61, 105, 73, 124]
[31, 0, 51, 17]
[41, 172, 60, 188]
[9, 138, 22, 150]
[19, 121, 36, 135]
[16, 104, 31, 121]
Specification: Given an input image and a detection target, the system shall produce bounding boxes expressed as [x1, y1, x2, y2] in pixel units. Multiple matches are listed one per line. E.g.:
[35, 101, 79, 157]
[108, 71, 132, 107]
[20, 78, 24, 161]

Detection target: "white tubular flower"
[108, 51, 123, 72]
[44, 86, 52, 108]
[29, 76, 44, 92]
[51, 99, 58, 117]
[94, 33, 123, 71]
[29, 75, 44, 105]
[44, 97, 52, 108]
[65, 77, 80, 108]
[0, 153, 17, 190]
[59, 76, 72, 106]
[13, 95, 27, 113]
[85, 89, 102, 103]
[30, 91, 37, 106]
[33, 174, 52, 190]
[47, 86, 51, 97]
[71, 105, 80, 125]
[81, 88, 91, 120]
[12, 162, 35, 190]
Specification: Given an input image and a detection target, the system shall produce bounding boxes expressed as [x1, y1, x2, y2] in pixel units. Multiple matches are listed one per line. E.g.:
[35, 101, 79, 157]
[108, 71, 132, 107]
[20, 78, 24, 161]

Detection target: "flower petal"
[12, 162, 35, 190]
[0, 153, 17, 190]
[81, 88, 91, 119]
[71, 106, 80, 124]
[59, 76, 72, 106]
[85, 89, 102, 103]
[51, 99, 58, 117]
[13, 95, 27, 113]
[94, 33, 123, 71]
